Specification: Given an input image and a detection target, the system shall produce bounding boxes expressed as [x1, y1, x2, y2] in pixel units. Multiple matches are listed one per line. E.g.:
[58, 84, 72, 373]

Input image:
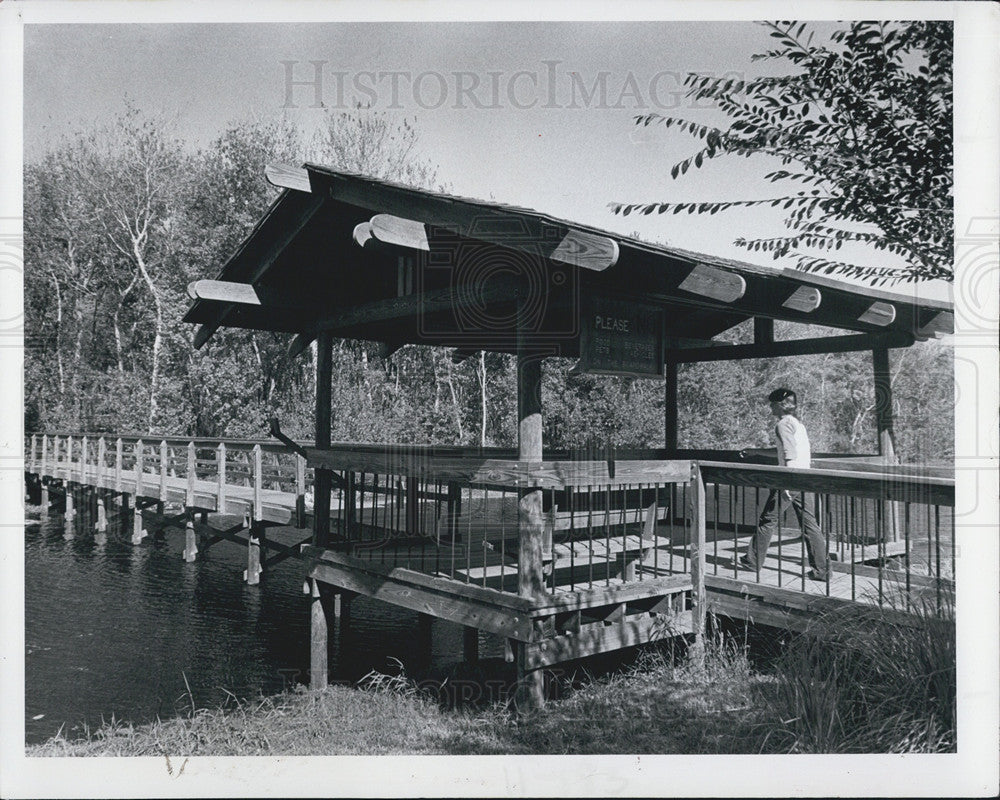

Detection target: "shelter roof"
[183, 163, 953, 359]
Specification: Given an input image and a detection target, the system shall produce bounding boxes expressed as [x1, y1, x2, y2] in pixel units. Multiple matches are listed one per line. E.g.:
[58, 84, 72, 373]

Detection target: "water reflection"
[24, 509, 500, 744]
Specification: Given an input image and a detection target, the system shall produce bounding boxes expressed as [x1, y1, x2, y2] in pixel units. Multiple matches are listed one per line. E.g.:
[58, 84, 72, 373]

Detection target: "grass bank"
[28, 601, 954, 756]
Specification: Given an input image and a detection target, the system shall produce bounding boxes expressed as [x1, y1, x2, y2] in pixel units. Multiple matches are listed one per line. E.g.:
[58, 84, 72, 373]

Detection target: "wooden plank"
[370, 214, 430, 251]
[523, 611, 693, 669]
[668, 331, 914, 363]
[306, 449, 692, 489]
[187, 279, 261, 306]
[531, 573, 691, 614]
[548, 228, 620, 271]
[782, 285, 822, 313]
[309, 559, 533, 639]
[698, 461, 954, 506]
[678, 263, 746, 303]
[305, 546, 535, 612]
[265, 162, 312, 193]
[858, 301, 897, 327]
[915, 310, 954, 339]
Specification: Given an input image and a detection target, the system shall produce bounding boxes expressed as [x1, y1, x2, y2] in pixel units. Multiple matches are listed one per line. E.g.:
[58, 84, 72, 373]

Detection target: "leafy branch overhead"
[611, 21, 953, 285]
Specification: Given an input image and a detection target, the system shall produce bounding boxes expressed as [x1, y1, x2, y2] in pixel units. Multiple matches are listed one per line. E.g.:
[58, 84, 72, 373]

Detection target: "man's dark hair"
[768, 387, 797, 405]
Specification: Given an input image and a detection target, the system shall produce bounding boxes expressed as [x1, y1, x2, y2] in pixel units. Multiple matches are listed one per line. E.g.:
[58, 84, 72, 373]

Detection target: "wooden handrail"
[697, 460, 954, 507]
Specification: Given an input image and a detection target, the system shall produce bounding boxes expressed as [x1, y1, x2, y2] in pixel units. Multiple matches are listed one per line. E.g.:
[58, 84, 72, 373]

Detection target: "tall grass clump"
[762, 588, 955, 753]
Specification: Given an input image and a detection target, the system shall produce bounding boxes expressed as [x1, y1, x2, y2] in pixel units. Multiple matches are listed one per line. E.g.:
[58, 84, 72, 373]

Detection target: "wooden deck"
[25, 434, 956, 685]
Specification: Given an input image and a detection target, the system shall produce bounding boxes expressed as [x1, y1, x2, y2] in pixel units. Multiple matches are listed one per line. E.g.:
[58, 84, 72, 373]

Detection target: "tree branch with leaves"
[611, 20, 952, 285]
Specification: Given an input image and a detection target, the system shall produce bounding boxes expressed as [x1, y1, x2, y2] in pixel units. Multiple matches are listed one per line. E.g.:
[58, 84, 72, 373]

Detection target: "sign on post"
[572, 296, 664, 378]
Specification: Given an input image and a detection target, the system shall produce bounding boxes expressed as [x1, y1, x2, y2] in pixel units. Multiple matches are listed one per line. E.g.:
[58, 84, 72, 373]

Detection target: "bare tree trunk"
[132, 243, 162, 432]
[445, 357, 464, 442]
[478, 351, 487, 448]
[50, 273, 66, 393]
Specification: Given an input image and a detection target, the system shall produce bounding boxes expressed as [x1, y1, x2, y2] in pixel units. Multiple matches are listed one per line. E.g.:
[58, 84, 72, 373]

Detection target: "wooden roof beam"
[667, 331, 914, 363]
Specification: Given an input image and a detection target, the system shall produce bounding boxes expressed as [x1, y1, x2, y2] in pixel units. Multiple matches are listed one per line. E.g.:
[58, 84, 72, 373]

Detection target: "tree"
[611, 21, 952, 285]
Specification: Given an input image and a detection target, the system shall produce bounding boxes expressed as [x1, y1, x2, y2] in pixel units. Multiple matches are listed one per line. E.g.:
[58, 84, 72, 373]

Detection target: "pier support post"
[309, 579, 328, 690]
[688, 463, 707, 670]
[130, 494, 147, 545]
[94, 494, 108, 545]
[463, 626, 479, 664]
[40, 482, 49, 516]
[514, 311, 546, 712]
[183, 513, 198, 562]
[872, 345, 900, 542]
[64, 484, 76, 540]
[246, 527, 263, 584]
[314, 331, 334, 547]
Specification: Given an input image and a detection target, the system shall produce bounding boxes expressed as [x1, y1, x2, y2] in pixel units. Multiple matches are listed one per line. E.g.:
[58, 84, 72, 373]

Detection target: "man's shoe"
[807, 570, 829, 581]
[737, 556, 756, 571]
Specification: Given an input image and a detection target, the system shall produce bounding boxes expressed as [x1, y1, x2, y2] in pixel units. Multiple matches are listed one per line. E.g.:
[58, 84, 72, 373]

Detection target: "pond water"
[23, 502, 510, 745]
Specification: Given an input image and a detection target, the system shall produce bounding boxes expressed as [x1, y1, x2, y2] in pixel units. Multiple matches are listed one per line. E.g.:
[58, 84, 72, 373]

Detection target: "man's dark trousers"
[742, 489, 829, 577]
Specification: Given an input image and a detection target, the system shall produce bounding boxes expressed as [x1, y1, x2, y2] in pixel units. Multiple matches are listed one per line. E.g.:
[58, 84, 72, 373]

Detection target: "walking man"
[739, 388, 829, 581]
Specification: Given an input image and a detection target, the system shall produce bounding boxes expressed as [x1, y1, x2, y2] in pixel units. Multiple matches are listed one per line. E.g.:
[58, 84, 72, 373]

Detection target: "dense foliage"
[611, 20, 953, 285]
[23, 106, 953, 463]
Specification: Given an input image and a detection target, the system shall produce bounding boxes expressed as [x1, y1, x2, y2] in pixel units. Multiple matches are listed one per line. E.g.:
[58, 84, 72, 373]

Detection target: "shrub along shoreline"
[28, 602, 955, 757]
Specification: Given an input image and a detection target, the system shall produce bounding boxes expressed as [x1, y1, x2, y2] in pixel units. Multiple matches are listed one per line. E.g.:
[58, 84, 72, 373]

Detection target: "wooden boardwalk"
[25, 434, 956, 695]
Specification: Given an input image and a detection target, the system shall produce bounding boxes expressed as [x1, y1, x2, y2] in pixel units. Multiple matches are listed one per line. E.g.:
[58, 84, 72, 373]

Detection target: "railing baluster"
[115, 438, 123, 494]
[159, 440, 168, 504]
[186, 441, 196, 510]
[217, 443, 227, 514]
[135, 439, 145, 498]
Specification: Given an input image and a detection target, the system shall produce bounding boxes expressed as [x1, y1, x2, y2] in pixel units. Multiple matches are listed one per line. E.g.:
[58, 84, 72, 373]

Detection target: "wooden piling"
[40, 482, 49, 515]
[514, 313, 546, 711]
[183, 514, 198, 562]
[95, 495, 108, 543]
[310, 579, 328, 690]
[64, 485, 76, 539]
[463, 626, 479, 664]
[314, 330, 333, 546]
[130, 494, 147, 544]
[689, 462, 707, 668]
[216, 442, 227, 516]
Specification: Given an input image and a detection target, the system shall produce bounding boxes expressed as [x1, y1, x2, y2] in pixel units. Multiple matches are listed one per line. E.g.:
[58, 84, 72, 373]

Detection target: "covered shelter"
[183, 164, 954, 706]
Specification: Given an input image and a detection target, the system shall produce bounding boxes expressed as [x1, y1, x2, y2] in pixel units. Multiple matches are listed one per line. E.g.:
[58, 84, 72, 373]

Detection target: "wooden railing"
[698, 460, 955, 615]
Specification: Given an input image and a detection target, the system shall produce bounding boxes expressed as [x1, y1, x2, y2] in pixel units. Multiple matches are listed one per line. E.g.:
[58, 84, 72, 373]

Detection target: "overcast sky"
[23, 20, 952, 301]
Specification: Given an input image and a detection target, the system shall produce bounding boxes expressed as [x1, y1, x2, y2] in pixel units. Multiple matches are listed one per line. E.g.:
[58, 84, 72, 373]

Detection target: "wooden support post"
[130, 493, 147, 544]
[183, 513, 198, 562]
[463, 626, 479, 664]
[245, 445, 264, 584]
[216, 442, 227, 515]
[94, 494, 108, 543]
[64, 485, 75, 537]
[295, 452, 306, 528]
[28, 433, 37, 473]
[159, 440, 168, 506]
[310, 579, 328, 690]
[754, 317, 775, 345]
[314, 330, 333, 547]
[515, 312, 546, 711]
[40, 482, 49, 516]
[664, 360, 678, 455]
[872, 345, 896, 460]
[418, 612, 434, 665]
[873, 345, 900, 542]
[41, 434, 48, 480]
[406, 476, 420, 536]
[689, 463, 707, 668]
